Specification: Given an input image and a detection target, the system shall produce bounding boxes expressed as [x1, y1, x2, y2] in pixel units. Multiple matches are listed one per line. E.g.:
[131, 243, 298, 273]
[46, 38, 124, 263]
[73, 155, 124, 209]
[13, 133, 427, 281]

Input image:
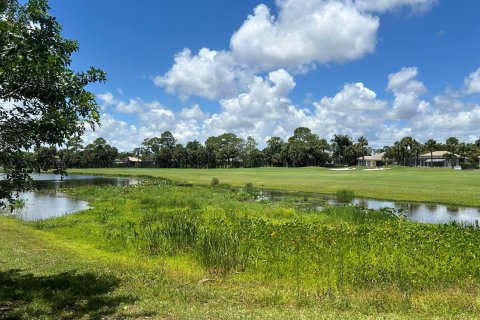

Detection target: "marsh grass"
[14, 178, 480, 318]
[336, 189, 355, 202]
[44, 181, 480, 289]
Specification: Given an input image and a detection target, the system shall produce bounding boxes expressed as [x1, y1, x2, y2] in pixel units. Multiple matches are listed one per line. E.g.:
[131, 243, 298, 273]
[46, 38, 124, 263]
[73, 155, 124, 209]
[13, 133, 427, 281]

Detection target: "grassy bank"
[69, 166, 480, 207]
[2, 179, 480, 319]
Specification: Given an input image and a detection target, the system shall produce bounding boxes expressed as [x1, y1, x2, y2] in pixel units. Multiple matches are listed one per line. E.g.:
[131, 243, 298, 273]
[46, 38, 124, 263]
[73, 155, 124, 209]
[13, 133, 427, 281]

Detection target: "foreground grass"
[2, 180, 480, 319]
[69, 166, 480, 207]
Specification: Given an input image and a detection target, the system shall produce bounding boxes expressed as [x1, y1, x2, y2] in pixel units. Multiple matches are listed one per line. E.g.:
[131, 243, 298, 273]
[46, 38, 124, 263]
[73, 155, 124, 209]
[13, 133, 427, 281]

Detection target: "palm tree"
[424, 139, 437, 167]
[331, 134, 353, 165]
[411, 140, 421, 167]
[446, 137, 459, 154]
[400, 136, 413, 166]
[357, 136, 368, 165]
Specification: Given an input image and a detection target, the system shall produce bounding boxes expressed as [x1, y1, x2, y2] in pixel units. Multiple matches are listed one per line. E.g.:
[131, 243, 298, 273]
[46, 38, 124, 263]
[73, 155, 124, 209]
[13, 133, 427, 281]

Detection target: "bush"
[460, 162, 476, 170]
[211, 177, 219, 185]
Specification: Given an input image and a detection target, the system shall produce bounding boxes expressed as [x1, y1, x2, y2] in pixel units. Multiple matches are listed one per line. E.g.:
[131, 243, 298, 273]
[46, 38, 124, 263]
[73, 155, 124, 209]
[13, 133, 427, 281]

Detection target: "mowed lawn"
[70, 166, 480, 207]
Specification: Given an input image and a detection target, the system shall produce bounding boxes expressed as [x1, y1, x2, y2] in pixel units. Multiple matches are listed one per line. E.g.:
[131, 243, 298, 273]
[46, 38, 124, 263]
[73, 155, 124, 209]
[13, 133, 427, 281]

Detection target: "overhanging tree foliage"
[0, 0, 106, 206]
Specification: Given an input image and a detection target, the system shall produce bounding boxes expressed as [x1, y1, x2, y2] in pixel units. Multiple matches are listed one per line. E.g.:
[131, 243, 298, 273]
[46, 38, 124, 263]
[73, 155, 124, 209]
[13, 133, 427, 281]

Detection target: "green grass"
[2, 179, 480, 318]
[69, 166, 480, 207]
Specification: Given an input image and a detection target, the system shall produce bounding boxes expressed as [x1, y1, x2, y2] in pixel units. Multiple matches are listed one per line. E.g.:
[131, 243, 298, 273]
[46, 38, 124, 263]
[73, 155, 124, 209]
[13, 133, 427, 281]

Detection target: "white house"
[357, 152, 385, 167]
[418, 151, 459, 168]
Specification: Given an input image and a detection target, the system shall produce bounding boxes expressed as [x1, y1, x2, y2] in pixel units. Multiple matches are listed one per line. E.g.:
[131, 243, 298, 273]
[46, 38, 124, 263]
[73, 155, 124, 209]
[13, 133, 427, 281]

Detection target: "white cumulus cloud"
[96, 92, 117, 106]
[387, 67, 429, 119]
[464, 68, 480, 94]
[230, 1, 379, 70]
[154, 48, 249, 101]
[411, 104, 480, 142]
[179, 104, 207, 120]
[317, 82, 388, 111]
[207, 69, 296, 132]
[312, 82, 388, 140]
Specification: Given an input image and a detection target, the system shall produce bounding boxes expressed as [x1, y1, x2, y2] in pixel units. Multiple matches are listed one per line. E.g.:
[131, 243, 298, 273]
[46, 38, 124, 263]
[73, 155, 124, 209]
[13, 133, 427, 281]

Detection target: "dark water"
[255, 191, 480, 225]
[2, 174, 138, 221]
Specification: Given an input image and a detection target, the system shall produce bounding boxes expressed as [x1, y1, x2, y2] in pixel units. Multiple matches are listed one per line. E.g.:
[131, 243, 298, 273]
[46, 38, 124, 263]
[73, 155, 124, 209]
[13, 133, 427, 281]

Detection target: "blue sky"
[48, 0, 480, 150]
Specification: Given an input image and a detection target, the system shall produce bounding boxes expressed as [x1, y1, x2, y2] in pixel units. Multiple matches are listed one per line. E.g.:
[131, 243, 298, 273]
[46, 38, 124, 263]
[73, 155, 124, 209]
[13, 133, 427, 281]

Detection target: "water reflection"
[2, 174, 138, 221]
[256, 190, 480, 225]
[346, 196, 480, 225]
[11, 191, 90, 221]
[32, 174, 138, 189]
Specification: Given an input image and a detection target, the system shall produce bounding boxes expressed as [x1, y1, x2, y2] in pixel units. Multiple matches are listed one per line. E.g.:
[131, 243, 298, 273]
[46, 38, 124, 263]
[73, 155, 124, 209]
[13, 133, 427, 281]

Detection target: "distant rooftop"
[358, 152, 385, 161]
[419, 151, 459, 158]
[125, 156, 142, 162]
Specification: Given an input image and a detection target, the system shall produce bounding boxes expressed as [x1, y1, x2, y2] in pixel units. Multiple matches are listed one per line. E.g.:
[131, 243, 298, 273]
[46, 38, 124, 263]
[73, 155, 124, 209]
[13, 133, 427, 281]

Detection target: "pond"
[3, 174, 480, 225]
[2, 174, 138, 221]
[254, 190, 480, 225]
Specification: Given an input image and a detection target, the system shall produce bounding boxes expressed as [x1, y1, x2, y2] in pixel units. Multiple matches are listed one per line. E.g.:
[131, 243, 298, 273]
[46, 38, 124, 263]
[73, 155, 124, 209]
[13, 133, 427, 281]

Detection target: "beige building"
[357, 152, 385, 167]
[419, 151, 459, 168]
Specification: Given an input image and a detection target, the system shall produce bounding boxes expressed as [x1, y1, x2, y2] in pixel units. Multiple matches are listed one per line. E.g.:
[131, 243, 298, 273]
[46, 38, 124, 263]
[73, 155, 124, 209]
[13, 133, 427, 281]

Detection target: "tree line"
[23, 128, 480, 170]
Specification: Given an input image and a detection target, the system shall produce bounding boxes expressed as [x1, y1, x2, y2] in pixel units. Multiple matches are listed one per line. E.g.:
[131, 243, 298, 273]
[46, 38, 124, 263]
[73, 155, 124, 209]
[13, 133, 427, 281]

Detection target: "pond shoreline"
[67, 168, 480, 208]
[6, 171, 480, 225]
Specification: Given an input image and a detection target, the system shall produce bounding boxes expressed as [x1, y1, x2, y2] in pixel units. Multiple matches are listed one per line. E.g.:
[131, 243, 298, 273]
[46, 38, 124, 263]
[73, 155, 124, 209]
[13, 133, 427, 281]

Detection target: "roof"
[125, 156, 142, 162]
[419, 151, 459, 158]
[358, 152, 385, 161]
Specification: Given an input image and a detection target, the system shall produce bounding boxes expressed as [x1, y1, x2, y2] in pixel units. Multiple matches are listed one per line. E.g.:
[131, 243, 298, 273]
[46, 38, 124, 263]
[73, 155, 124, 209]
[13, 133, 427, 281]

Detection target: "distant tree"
[280, 142, 290, 167]
[205, 133, 244, 168]
[357, 136, 368, 163]
[399, 136, 419, 166]
[83, 138, 118, 168]
[204, 136, 219, 168]
[132, 147, 148, 162]
[457, 142, 468, 162]
[141, 137, 161, 162]
[158, 131, 176, 167]
[171, 144, 187, 168]
[117, 151, 134, 160]
[0, 0, 106, 206]
[424, 139, 437, 167]
[411, 139, 421, 167]
[58, 136, 84, 168]
[218, 133, 243, 168]
[475, 138, 480, 149]
[197, 145, 208, 168]
[263, 136, 284, 167]
[446, 137, 459, 154]
[287, 127, 321, 167]
[315, 138, 331, 166]
[141, 132, 177, 168]
[443, 137, 460, 168]
[185, 140, 202, 168]
[34, 146, 58, 172]
[344, 145, 359, 166]
[241, 136, 262, 168]
[159, 131, 176, 149]
[288, 127, 310, 166]
[331, 134, 353, 165]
